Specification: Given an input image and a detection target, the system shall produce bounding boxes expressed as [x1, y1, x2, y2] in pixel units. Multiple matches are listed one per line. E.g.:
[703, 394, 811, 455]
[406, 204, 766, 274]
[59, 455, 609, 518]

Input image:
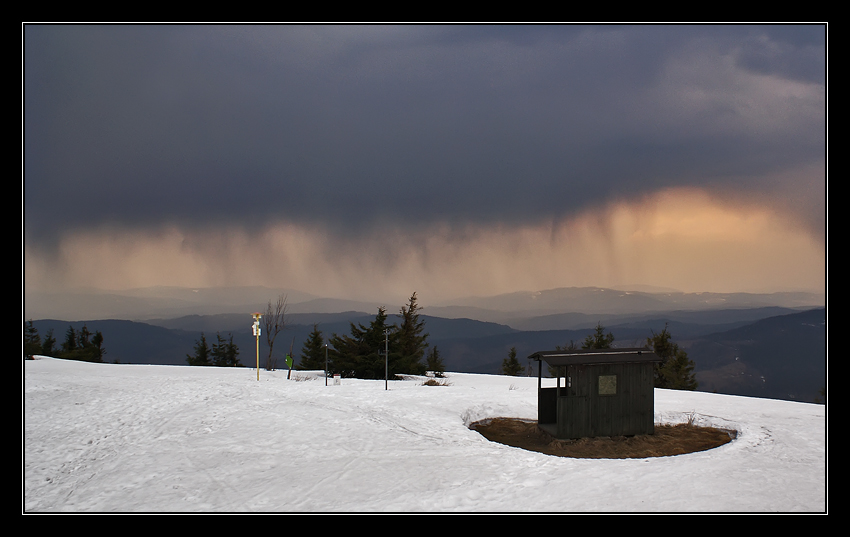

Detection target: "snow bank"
[24, 357, 826, 512]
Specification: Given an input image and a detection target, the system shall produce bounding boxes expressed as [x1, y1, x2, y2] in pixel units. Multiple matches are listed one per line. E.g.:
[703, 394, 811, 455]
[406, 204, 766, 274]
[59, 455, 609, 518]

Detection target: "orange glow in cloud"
[24, 188, 825, 303]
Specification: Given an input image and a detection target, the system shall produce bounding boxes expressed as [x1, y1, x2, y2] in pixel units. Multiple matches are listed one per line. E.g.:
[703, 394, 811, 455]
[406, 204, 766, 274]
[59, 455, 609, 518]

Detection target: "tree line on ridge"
[24, 321, 106, 363]
[26, 294, 697, 391]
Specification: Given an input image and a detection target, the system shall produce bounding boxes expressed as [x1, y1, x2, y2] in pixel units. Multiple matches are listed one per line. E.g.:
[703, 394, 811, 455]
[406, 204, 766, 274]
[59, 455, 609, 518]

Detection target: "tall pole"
[252, 313, 262, 381]
[384, 328, 389, 391]
[324, 343, 328, 386]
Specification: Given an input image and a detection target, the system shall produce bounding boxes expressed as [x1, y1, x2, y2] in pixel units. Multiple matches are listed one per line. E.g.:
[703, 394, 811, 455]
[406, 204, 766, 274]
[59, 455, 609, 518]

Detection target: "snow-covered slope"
[23, 357, 826, 513]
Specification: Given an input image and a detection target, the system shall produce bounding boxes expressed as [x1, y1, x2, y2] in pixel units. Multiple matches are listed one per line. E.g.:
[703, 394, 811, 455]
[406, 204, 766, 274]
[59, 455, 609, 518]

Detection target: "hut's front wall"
[552, 362, 655, 439]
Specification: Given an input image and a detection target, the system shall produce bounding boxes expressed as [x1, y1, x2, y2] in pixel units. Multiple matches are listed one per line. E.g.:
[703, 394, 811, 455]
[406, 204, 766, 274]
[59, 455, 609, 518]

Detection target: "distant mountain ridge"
[685, 308, 826, 403]
[428, 286, 824, 318]
[26, 285, 825, 403]
[25, 286, 321, 322]
[30, 306, 826, 404]
[24, 285, 824, 323]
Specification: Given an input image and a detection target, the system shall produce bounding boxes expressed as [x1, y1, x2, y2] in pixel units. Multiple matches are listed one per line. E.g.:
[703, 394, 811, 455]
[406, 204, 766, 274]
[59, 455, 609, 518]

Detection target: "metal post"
[537, 358, 542, 424]
[537, 358, 541, 390]
[384, 328, 389, 391]
[324, 344, 328, 386]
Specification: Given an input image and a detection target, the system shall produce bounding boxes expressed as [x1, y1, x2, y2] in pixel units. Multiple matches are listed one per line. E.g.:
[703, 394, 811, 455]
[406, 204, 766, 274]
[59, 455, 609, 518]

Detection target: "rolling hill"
[29, 306, 826, 403]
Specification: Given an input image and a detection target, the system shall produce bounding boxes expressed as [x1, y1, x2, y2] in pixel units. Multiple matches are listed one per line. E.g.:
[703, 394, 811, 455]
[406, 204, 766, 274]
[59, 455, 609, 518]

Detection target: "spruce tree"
[78, 324, 92, 348]
[426, 345, 446, 377]
[500, 346, 523, 376]
[299, 324, 327, 370]
[211, 333, 226, 367]
[363, 307, 395, 379]
[394, 292, 428, 376]
[62, 326, 78, 354]
[211, 333, 241, 367]
[42, 329, 56, 357]
[647, 324, 698, 390]
[328, 297, 432, 380]
[187, 333, 212, 366]
[327, 324, 362, 378]
[582, 322, 615, 349]
[329, 307, 394, 379]
[25, 320, 42, 357]
[90, 330, 106, 362]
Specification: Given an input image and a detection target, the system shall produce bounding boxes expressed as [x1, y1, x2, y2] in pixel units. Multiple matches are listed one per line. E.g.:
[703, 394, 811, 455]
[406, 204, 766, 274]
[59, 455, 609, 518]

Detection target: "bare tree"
[263, 294, 287, 370]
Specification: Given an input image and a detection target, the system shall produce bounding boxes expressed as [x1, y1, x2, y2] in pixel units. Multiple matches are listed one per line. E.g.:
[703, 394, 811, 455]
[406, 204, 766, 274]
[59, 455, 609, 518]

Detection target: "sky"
[23, 24, 827, 305]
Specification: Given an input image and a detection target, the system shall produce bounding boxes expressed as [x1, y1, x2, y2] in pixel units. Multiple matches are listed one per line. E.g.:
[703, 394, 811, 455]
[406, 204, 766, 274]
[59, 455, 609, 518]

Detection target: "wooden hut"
[528, 348, 661, 440]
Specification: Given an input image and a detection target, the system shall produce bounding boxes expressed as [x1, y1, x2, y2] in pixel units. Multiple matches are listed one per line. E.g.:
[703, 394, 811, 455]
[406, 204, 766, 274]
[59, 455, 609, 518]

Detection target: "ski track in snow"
[24, 357, 826, 513]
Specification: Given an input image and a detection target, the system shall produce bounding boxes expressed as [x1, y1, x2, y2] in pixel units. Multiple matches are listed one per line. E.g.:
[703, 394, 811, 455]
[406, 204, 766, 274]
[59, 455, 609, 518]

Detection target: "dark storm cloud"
[24, 24, 826, 246]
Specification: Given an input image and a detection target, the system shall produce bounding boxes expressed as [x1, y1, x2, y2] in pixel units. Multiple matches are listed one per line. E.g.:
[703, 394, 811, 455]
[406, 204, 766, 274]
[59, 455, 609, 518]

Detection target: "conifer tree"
[187, 333, 212, 366]
[328, 295, 432, 380]
[52, 324, 105, 363]
[62, 326, 78, 354]
[582, 322, 615, 349]
[394, 292, 429, 376]
[90, 330, 106, 362]
[211, 333, 241, 367]
[225, 334, 240, 367]
[299, 324, 327, 370]
[500, 346, 523, 376]
[24, 320, 42, 357]
[42, 329, 56, 357]
[426, 345, 446, 377]
[329, 307, 395, 379]
[78, 324, 92, 348]
[647, 324, 698, 390]
[362, 306, 396, 379]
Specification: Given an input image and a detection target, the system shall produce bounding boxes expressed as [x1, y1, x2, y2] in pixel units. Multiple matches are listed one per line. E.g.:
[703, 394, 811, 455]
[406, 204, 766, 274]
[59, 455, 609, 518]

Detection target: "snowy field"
[24, 357, 826, 513]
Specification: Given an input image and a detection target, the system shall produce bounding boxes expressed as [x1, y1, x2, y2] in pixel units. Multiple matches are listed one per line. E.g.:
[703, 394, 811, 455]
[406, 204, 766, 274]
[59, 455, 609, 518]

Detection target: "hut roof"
[527, 347, 661, 366]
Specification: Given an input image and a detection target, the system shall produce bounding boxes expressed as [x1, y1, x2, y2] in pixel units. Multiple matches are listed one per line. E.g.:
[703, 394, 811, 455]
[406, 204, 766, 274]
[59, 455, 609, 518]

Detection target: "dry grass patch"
[422, 378, 451, 386]
[471, 418, 735, 459]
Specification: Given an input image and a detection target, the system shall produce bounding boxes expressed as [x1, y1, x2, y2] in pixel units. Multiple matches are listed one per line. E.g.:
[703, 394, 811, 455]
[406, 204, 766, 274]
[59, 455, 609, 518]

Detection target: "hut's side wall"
[589, 362, 655, 437]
